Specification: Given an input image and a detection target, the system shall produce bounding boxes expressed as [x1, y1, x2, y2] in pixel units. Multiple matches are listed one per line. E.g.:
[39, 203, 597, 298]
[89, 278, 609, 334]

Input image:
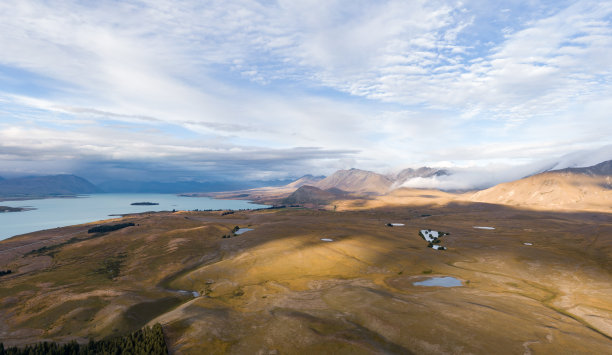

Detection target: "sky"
[0, 0, 611, 185]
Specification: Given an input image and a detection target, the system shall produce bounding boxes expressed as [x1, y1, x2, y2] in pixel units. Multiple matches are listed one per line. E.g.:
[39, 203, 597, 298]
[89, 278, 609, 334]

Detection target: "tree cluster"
[0, 324, 167, 355]
[88, 223, 135, 234]
[264, 205, 285, 209]
[222, 226, 242, 239]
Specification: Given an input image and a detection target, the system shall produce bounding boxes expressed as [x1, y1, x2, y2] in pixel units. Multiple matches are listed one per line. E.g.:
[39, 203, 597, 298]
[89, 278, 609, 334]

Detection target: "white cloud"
[0, 1, 610, 181]
[399, 145, 612, 190]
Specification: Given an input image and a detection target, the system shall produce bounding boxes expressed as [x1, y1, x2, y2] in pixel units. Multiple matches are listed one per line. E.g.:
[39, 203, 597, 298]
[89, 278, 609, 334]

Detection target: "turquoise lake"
[0, 194, 266, 241]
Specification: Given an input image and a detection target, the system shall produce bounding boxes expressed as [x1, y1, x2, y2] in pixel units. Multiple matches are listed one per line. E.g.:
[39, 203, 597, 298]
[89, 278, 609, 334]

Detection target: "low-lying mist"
[398, 145, 612, 191]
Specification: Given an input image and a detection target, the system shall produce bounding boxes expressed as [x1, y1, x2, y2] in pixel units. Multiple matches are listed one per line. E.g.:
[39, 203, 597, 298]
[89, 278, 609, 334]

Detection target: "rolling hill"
[468, 160, 612, 211]
[2, 163, 612, 353]
[3, 205, 609, 353]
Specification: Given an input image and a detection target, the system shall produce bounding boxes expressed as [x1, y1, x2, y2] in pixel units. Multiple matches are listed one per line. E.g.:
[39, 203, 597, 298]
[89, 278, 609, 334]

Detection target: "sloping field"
[468, 162, 612, 212]
[1, 204, 611, 354]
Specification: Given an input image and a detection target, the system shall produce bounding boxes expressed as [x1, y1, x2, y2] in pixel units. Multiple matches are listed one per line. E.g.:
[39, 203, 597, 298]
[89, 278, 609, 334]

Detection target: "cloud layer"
[398, 144, 612, 191]
[0, 1, 610, 182]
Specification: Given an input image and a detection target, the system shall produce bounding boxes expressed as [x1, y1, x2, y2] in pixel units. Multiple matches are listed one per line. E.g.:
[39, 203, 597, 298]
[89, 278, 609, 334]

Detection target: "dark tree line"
[88, 223, 135, 234]
[0, 324, 167, 355]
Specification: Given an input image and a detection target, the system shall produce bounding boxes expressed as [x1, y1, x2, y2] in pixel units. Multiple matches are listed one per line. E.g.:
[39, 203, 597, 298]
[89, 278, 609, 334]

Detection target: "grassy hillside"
[1, 204, 611, 353]
[468, 168, 612, 212]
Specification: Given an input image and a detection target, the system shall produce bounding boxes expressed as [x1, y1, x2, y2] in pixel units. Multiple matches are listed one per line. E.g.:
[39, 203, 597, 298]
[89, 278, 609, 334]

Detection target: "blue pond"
[234, 228, 254, 235]
[413, 276, 462, 287]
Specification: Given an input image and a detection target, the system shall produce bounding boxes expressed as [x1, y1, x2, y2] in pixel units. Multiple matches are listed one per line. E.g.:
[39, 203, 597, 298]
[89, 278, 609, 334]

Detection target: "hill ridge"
[0, 174, 100, 197]
[468, 160, 612, 211]
[314, 168, 392, 195]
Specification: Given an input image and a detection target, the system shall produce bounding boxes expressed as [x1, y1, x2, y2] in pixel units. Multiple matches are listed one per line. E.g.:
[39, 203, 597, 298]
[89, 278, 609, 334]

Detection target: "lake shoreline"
[0, 194, 87, 202]
[0, 193, 268, 241]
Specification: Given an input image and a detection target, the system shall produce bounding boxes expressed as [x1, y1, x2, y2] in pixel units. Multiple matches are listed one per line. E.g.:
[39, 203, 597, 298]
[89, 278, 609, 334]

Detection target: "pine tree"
[2, 324, 168, 354]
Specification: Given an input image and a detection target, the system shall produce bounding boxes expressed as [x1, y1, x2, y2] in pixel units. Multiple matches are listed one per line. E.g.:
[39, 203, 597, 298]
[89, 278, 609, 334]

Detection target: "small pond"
[234, 228, 254, 235]
[173, 290, 200, 297]
[413, 276, 462, 287]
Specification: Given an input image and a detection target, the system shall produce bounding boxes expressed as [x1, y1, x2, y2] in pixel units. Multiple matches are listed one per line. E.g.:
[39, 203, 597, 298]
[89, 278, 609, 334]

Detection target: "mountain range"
[0, 176, 294, 198]
[312, 168, 393, 195]
[284, 175, 325, 189]
[0, 174, 100, 197]
[468, 160, 612, 211]
[266, 159, 612, 212]
[1, 159, 610, 212]
[95, 179, 292, 194]
[393, 167, 449, 186]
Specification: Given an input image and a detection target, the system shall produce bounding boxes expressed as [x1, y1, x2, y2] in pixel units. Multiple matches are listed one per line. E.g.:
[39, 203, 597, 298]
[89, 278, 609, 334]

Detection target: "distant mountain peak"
[0, 174, 100, 197]
[314, 169, 393, 195]
[395, 167, 449, 181]
[553, 159, 612, 176]
[469, 160, 612, 211]
[285, 175, 325, 189]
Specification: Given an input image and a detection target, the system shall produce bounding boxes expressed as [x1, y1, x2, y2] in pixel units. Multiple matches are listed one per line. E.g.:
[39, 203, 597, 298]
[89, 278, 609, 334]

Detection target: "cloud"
[399, 144, 612, 190]
[0, 1, 610, 182]
[0, 115, 359, 181]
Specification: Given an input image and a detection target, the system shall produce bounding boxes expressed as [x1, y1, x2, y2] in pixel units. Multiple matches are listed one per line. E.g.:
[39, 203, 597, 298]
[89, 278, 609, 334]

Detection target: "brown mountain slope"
[284, 175, 324, 189]
[314, 168, 393, 195]
[468, 160, 612, 212]
[554, 159, 612, 176]
[282, 185, 345, 206]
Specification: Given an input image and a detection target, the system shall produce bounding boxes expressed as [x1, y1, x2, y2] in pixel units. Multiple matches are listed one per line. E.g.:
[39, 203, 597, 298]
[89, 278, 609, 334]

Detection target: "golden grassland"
[0, 201, 611, 354]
